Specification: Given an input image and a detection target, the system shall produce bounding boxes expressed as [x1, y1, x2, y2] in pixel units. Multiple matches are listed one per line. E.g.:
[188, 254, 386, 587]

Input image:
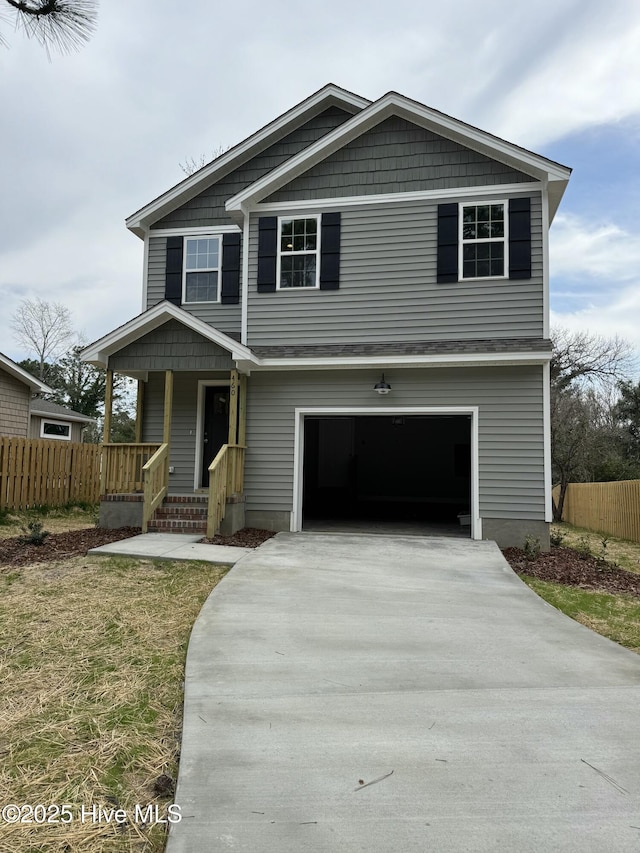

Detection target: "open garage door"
[302, 415, 471, 536]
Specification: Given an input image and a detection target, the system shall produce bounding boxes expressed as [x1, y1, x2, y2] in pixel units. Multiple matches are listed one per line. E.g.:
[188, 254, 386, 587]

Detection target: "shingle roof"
[30, 399, 96, 423]
[251, 338, 552, 359]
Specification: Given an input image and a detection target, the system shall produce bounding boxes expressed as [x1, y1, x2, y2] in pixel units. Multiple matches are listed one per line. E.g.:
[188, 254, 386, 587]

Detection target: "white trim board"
[291, 406, 481, 540]
[251, 183, 542, 214]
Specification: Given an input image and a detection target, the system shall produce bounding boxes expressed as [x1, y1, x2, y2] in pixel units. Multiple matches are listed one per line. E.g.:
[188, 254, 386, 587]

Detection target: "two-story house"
[82, 84, 570, 548]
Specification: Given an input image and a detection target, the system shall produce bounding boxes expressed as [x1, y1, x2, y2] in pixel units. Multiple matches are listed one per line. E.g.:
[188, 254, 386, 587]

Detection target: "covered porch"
[80, 302, 255, 536]
[101, 367, 247, 535]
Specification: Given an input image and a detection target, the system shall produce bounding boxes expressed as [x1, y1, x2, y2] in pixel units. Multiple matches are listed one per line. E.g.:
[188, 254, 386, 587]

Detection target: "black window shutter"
[509, 198, 531, 279]
[437, 203, 458, 283]
[320, 212, 341, 290]
[257, 217, 277, 292]
[221, 233, 241, 304]
[165, 236, 183, 305]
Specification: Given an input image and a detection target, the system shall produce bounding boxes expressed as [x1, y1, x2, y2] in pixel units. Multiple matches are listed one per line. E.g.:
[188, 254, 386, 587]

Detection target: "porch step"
[148, 495, 209, 534]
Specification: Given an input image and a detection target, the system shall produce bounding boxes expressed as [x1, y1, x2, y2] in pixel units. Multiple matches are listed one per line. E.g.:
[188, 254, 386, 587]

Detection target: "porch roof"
[80, 301, 256, 370]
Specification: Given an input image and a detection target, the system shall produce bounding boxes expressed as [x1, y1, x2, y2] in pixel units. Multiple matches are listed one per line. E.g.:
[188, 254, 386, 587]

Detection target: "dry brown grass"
[0, 505, 97, 540]
[0, 554, 227, 851]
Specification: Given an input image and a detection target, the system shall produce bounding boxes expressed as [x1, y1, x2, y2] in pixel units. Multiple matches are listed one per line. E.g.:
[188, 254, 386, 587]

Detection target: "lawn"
[0, 550, 227, 852]
[505, 522, 640, 656]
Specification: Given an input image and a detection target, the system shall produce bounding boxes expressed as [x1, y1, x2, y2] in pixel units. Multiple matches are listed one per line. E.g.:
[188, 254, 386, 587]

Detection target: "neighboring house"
[81, 84, 571, 547]
[0, 352, 52, 438]
[29, 399, 96, 443]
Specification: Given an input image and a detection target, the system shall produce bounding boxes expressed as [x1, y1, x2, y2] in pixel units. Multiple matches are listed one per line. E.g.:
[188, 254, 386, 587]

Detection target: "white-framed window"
[459, 202, 507, 280]
[277, 215, 320, 289]
[183, 236, 221, 303]
[40, 419, 72, 440]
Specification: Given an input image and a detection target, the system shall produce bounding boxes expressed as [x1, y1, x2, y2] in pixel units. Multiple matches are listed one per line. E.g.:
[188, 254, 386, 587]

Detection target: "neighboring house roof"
[225, 90, 571, 222]
[0, 351, 52, 394]
[126, 83, 370, 238]
[30, 399, 96, 425]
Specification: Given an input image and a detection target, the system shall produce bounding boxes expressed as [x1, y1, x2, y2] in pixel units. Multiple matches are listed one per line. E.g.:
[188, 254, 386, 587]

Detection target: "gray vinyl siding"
[146, 236, 242, 337]
[150, 108, 355, 229]
[142, 371, 230, 493]
[0, 369, 30, 437]
[265, 116, 532, 202]
[247, 191, 543, 345]
[244, 366, 546, 522]
[109, 319, 234, 372]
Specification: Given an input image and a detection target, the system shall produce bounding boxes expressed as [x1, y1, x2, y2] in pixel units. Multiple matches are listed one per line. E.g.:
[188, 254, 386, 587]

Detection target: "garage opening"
[302, 415, 471, 536]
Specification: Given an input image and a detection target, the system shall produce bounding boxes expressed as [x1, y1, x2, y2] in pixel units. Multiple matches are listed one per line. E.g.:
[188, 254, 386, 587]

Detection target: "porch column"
[134, 380, 144, 443]
[103, 369, 114, 444]
[228, 369, 239, 445]
[238, 374, 247, 446]
[100, 368, 114, 497]
[163, 370, 173, 487]
[163, 370, 173, 444]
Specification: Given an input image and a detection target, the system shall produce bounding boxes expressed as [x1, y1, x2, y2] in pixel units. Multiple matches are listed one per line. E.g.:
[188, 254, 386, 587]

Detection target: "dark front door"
[201, 386, 230, 487]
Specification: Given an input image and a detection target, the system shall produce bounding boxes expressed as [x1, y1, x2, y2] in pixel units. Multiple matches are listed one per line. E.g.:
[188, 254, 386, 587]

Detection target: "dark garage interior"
[302, 415, 471, 534]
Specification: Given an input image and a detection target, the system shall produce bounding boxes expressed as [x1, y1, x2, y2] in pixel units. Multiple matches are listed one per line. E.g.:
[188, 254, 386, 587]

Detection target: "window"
[183, 236, 221, 303]
[277, 216, 320, 289]
[460, 202, 507, 279]
[41, 419, 71, 440]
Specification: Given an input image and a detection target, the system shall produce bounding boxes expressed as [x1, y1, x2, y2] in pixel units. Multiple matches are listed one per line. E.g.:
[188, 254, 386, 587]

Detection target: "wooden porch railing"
[142, 443, 169, 533]
[101, 443, 162, 494]
[206, 444, 246, 537]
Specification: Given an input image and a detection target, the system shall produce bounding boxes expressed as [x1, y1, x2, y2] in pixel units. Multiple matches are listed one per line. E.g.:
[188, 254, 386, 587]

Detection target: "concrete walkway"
[167, 532, 640, 853]
[89, 532, 251, 566]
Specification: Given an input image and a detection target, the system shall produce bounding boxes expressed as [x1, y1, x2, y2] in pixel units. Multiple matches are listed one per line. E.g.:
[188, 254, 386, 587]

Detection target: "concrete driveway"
[167, 533, 640, 853]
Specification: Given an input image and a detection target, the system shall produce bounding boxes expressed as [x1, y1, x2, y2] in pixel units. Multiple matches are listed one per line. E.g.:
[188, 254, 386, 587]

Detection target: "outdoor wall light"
[373, 374, 391, 395]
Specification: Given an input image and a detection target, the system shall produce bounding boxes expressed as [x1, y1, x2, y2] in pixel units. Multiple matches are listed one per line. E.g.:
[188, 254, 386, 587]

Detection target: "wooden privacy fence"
[0, 436, 101, 510]
[554, 480, 640, 543]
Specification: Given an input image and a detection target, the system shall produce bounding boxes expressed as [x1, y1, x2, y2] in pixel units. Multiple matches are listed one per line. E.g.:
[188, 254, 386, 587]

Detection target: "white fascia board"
[30, 408, 96, 424]
[0, 352, 52, 394]
[126, 85, 370, 238]
[247, 351, 552, 371]
[149, 224, 242, 237]
[256, 182, 543, 214]
[80, 301, 257, 368]
[226, 92, 571, 214]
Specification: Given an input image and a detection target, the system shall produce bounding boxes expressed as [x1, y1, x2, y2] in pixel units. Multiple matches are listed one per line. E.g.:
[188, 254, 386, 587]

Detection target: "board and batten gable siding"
[141, 371, 229, 493]
[244, 366, 546, 522]
[0, 368, 30, 437]
[146, 237, 242, 336]
[150, 107, 356, 230]
[247, 191, 543, 345]
[265, 116, 532, 202]
[109, 319, 234, 372]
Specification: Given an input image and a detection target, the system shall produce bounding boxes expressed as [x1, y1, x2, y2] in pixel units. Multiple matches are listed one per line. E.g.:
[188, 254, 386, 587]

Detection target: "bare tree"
[179, 145, 230, 177]
[550, 326, 636, 393]
[1, 0, 98, 54]
[11, 297, 75, 380]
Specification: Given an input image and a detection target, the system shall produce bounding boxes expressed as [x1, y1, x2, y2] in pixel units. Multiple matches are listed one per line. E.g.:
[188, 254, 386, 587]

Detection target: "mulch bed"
[0, 527, 141, 569]
[200, 528, 277, 548]
[503, 545, 640, 597]
[0, 526, 277, 569]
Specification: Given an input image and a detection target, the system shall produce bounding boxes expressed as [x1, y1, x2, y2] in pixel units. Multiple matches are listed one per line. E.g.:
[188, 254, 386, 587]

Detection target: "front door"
[201, 386, 230, 487]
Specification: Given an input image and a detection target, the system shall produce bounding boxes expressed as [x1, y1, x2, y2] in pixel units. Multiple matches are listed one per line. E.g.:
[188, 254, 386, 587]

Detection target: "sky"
[1, 0, 640, 373]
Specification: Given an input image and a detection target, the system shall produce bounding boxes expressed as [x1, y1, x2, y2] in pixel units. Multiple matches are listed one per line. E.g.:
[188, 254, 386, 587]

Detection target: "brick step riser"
[154, 510, 208, 520]
[163, 497, 209, 505]
[148, 522, 207, 533]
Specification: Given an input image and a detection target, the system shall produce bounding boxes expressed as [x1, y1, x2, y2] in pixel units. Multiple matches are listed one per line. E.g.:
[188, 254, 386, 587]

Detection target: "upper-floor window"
[460, 202, 507, 279]
[277, 216, 320, 289]
[183, 236, 221, 303]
